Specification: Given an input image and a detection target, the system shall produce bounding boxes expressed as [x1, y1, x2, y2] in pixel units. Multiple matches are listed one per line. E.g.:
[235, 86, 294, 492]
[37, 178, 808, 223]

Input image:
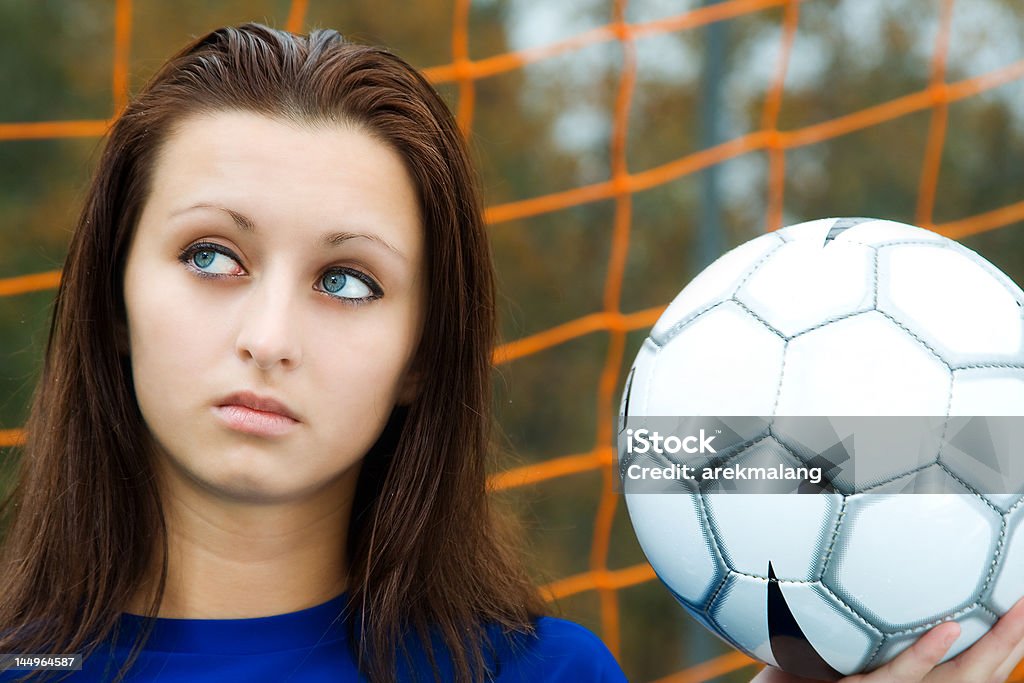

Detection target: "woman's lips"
[212, 404, 300, 437]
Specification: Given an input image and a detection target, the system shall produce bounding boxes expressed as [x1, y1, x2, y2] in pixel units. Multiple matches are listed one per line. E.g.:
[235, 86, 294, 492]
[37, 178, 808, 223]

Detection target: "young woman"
[0, 22, 1021, 683]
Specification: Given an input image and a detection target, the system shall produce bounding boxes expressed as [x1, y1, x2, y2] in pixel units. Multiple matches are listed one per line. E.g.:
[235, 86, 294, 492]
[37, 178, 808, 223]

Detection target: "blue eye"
[194, 250, 213, 268]
[178, 242, 383, 306]
[190, 248, 236, 274]
[319, 270, 377, 301]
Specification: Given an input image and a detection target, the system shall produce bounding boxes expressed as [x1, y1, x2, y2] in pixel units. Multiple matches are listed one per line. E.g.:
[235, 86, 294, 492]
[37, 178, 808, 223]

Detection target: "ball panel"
[939, 418, 1024, 510]
[650, 233, 783, 344]
[948, 240, 1024, 306]
[708, 574, 879, 675]
[703, 441, 841, 581]
[664, 580, 741, 647]
[776, 311, 951, 416]
[949, 368, 1024, 416]
[828, 492, 999, 629]
[987, 502, 1024, 613]
[708, 573, 781, 667]
[625, 489, 724, 605]
[878, 244, 1024, 365]
[811, 219, 948, 247]
[648, 302, 785, 416]
[772, 417, 943, 494]
[775, 217, 854, 244]
[779, 583, 882, 675]
[941, 370, 1024, 508]
[736, 239, 875, 337]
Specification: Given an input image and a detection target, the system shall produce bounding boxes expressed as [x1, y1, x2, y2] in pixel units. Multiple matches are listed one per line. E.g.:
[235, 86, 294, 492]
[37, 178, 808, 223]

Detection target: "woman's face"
[123, 111, 424, 503]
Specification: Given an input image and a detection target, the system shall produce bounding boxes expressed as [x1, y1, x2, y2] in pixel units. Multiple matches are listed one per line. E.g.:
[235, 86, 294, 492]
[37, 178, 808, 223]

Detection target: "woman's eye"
[319, 270, 376, 300]
[184, 245, 243, 275]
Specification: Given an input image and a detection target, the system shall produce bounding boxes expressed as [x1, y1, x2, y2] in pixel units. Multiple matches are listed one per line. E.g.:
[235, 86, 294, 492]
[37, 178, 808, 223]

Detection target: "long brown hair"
[0, 23, 545, 683]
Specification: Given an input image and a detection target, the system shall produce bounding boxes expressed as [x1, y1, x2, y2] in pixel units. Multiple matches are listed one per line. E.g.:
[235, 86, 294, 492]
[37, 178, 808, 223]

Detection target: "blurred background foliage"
[1, 1, 1023, 681]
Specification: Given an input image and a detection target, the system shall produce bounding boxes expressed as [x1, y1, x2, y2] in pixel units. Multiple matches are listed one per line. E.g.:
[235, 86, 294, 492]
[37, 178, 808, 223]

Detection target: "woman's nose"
[235, 276, 303, 371]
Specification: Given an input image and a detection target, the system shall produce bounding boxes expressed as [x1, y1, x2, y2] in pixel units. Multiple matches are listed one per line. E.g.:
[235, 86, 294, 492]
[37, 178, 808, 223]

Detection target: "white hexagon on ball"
[825, 488, 999, 630]
[877, 243, 1024, 367]
[647, 301, 785, 416]
[736, 239, 875, 337]
[987, 501, 1024, 614]
[775, 310, 950, 418]
[703, 439, 842, 581]
[944, 368, 1024, 510]
[624, 487, 724, 607]
[651, 232, 783, 344]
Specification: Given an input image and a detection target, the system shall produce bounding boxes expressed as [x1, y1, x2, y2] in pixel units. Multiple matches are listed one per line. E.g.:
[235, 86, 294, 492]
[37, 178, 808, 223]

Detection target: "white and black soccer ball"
[620, 218, 1024, 678]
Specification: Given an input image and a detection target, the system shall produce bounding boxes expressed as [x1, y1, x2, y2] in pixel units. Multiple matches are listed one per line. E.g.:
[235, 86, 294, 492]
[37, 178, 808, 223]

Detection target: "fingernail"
[943, 627, 959, 649]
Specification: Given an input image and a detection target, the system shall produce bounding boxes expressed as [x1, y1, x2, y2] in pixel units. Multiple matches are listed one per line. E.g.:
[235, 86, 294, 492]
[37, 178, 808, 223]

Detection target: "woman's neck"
[126, 456, 359, 619]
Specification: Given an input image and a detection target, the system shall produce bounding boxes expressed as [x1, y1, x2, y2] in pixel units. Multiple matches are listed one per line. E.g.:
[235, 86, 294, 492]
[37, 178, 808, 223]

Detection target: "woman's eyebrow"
[171, 203, 407, 262]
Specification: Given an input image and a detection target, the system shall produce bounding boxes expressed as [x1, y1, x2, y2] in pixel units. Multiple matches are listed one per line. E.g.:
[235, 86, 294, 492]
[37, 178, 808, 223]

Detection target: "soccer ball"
[620, 218, 1024, 678]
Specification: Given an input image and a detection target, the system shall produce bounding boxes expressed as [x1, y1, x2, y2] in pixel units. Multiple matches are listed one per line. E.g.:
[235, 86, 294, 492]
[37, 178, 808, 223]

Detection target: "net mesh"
[1, 0, 1023, 680]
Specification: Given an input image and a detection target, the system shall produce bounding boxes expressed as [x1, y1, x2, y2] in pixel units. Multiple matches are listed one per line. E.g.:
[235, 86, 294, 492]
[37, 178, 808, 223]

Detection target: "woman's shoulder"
[491, 615, 629, 682]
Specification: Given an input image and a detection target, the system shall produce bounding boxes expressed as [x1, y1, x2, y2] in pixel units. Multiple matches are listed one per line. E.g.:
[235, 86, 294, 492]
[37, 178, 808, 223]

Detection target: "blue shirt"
[0, 593, 628, 682]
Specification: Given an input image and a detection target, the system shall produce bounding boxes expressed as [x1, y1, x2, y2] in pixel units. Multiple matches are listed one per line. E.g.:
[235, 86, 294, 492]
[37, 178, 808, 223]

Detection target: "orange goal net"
[1, 0, 1023, 681]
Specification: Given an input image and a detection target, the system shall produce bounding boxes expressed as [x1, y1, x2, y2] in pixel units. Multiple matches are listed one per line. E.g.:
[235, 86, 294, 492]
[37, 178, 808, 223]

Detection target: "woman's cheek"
[333, 317, 417, 411]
